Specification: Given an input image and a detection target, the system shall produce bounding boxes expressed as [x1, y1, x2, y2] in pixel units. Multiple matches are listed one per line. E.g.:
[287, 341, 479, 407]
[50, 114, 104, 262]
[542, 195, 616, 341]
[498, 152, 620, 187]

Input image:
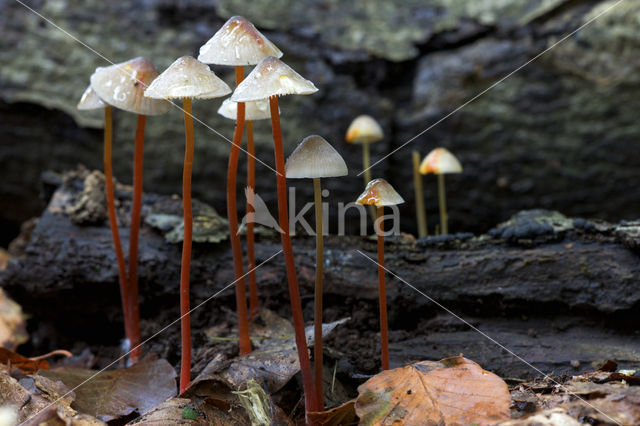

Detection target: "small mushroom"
[145, 56, 230, 393]
[345, 115, 383, 187]
[77, 85, 131, 361]
[412, 151, 428, 237]
[218, 98, 272, 321]
[356, 178, 404, 370]
[419, 147, 462, 235]
[90, 57, 170, 363]
[198, 16, 282, 356]
[285, 135, 347, 409]
[231, 55, 320, 413]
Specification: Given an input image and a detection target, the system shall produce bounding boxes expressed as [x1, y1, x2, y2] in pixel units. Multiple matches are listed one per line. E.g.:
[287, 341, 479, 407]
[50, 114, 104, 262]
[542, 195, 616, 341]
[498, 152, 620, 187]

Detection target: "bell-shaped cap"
[197, 16, 282, 66]
[144, 56, 231, 100]
[356, 178, 404, 207]
[345, 115, 383, 144]
[90, 57, 170, 115]
[231, 56, 318, 102]
[419, 147, 463, 175]
[77, 85, 106, 110]
[285, 135, 348, 179]
[217, 98, 273, 121]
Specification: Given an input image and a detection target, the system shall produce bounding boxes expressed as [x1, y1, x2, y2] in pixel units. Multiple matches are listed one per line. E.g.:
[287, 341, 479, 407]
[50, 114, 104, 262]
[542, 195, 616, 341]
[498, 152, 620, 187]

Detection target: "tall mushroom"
[231, 56, 319, 414]
[218, 98, 273, 320]
[285, 135, 348, 409]
[145, 56, 231, 393]
[77, 85, 131, 359]
[90, 58, 170, 363]
[412, 151, 428, 237]
[198, 16, 282, 355]
[419, 147, 462, 235]
[356, 178, 404, 370]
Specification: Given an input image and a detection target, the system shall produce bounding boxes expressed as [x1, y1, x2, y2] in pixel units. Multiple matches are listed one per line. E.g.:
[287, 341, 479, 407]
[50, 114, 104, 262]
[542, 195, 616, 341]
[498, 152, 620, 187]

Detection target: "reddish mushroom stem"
[246, 120, 259, 320]
[179, 98, 194, 394]
[229, 66, 251, 355]
[269, 95, 318, 415]
[103, 106, 132, 350]
[127, 114, 146, 364]
[376, 206, 389, 370]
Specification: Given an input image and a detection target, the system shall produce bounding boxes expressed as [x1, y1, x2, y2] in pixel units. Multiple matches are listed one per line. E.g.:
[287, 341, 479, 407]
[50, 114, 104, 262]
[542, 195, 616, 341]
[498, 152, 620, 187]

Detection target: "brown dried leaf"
[0, 347, 49, 373]
[40, 356, 176, 422]
[308, 399, 357, 425]
[128, 398, 208, 425]
[355, 356, 510, 426]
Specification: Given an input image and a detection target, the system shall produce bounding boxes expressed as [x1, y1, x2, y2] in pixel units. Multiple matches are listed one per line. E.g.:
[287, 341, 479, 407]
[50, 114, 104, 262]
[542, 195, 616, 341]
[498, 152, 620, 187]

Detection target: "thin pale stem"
[128, 113, 146, 364]
[230, 66, 251, 355]
[412, 151, 427, 237]
[269, 95, 318, 416]
[179, 98, 194, 394]
[313, 177, 324, 410]
[103, 106, 132, 351]
[246, 120, 258, 320]
[362, 143, 376, 222]
[376, 206, 389, 370]
[438, 173, 448, 235]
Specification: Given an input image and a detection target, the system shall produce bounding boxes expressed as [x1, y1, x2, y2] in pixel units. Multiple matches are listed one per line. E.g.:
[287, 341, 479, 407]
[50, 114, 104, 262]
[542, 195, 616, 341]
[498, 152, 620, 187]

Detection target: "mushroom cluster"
[76, 14, 468, 422]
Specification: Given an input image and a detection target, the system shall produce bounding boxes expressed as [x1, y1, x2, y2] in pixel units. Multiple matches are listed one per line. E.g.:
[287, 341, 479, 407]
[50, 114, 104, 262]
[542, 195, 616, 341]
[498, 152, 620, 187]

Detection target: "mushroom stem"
[437, 173, 448, 235]
[179, 97, 194, 394]
[246, 120, 258, 320]
[230, 66, 251, 355]
[376, 206, 389, 370]
[313, 177, 324, 410]
[362, 143, 376, 222]
[412, 151, 427, 237]
[103, 106, 132, 353]
[269, 95, 318, 415]
[128, 113, 146, 364]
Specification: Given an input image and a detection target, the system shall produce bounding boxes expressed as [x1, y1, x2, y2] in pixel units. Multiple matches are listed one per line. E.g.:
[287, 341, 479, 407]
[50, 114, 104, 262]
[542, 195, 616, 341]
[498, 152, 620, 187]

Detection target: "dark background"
[2, 0, 639, 246]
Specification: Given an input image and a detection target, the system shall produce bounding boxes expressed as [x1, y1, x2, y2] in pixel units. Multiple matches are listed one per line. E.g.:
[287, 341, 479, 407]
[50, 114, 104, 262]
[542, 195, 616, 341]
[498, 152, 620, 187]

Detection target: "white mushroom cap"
[230, 56, 318, 102]
[90, 57, 170, 116]
[285, 135, 348, 179]
[197, 16, 282, 66]
[217, 98, 273, 121]
[144, 56, 231, 100]
[419, 147, 463, 175]
[345, 115, 383, 144]
[77, 85, 106, 110]
[356, 178, 404, 207]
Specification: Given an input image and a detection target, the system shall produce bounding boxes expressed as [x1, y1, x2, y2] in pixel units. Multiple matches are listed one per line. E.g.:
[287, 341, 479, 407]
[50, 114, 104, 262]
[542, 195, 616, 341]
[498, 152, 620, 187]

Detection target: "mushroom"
[412, 151, 428, 237]
[356, 178, 404, 370]
[218, 98, 273, 320]
[419, 147, 462, 235]
[77, 85, 131, 361]
[285, 135, 347, 409]
[231, 56, 319, 413]
[198, 16, 282, 355]
[90, 57, 170, 363]
[145, 56, 231, 393]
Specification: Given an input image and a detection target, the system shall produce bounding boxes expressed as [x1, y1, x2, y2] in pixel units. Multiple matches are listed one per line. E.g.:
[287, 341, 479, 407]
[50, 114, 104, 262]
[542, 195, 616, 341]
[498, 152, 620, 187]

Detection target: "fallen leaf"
[0, 347, 49, 373]
[499, 407, 580, 425]
[127, 398, 208, 425]
[355, 356, 510, 426]
[193, 309, 348, 394]
[308, 399, 357, 425]
[40, 356, 176, 421]
[0, 288, 28, 350]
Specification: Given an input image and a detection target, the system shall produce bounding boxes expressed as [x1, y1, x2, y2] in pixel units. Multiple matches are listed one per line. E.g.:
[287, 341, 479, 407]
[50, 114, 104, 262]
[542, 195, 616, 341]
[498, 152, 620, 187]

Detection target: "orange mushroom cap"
[419, 147, 463, 175]
[356, 178, 404, 207]
[345, 115, 383, 144]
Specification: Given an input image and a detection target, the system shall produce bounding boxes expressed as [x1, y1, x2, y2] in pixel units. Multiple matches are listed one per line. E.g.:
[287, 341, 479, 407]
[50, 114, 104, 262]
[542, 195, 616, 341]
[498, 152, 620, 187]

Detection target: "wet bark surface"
[1, 170, 639, 388]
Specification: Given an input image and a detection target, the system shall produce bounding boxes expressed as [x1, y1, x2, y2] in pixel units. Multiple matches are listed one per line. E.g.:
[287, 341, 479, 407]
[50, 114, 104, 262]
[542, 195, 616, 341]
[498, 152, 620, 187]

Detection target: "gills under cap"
[144, 56, 231, 100]
[198, 16, 282, 66]
[217, 98, 273, 121]
[230, 56, 318, 103]
[345, 115, 383, 144]
[285, 135, 348, 179]
[77, 85, 106, 110]
[356, 178, 404, 207]
[419, 147, 463, 175]
[90, 57, 170, 115]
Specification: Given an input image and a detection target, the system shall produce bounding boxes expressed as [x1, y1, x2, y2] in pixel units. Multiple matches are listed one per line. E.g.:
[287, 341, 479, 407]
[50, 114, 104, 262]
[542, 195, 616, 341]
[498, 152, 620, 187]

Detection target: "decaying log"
[1, 170, 639, 378]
